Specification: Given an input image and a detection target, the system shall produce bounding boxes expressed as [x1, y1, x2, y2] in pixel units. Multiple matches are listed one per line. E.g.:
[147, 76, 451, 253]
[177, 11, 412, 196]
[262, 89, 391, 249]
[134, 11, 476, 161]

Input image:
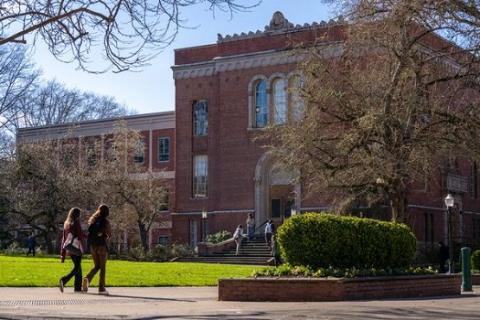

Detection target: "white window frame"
[193, 100, 208, 136]
[133, 139, 145, 163]
[254, 80, 268, 128]
[193, 155, 208, 198]
[273, 78, 287, 124]
[157, 137, 170, 162]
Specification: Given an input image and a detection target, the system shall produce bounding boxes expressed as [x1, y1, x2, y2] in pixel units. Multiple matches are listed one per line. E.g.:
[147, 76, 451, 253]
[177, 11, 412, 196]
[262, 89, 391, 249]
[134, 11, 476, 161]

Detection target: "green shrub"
[251, 264, 436, 279]
[276, 212, 417, 269]
[206, 230, 232, 244]
[472, 250, 480, 271]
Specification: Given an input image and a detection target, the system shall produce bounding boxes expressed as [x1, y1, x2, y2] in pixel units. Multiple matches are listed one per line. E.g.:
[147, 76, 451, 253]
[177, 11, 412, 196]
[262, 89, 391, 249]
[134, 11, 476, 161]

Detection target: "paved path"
[0, 287, 479, 319]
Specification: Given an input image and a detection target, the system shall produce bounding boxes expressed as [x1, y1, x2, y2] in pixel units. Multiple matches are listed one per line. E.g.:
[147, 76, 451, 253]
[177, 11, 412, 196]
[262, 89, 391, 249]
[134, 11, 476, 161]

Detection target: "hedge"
[472, 250, 480, 271]
[276, 212, 417, 269]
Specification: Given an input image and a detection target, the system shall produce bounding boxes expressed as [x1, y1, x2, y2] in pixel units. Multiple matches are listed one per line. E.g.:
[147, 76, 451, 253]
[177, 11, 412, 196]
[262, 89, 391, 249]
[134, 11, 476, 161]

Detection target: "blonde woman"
[60, 207, 84, 293]
[82, 204, 111, 295]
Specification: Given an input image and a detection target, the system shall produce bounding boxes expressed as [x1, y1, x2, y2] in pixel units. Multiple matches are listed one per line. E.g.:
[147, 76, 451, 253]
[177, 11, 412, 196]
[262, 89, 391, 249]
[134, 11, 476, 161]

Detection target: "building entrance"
[255, 153, 301, 229]
[269, 185, 295, 225]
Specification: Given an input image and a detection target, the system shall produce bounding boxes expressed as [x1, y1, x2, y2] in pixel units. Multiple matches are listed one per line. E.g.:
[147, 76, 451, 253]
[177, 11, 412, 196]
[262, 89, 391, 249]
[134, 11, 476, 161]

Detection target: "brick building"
[17, 12, 480, 250]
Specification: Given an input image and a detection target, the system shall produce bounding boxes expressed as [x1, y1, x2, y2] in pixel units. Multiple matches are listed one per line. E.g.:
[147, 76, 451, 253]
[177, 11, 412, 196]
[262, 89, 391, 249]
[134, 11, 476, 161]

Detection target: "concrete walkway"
[0, 286, 479, 319]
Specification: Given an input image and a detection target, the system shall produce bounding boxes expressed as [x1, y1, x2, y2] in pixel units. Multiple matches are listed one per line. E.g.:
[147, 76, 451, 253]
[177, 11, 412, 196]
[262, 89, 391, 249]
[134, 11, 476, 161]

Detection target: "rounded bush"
[276, 212, 417, 269]
[472, 250, 480, 271]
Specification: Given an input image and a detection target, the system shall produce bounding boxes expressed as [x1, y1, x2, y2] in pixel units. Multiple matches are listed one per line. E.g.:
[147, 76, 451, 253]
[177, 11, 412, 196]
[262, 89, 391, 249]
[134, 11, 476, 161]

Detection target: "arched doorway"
[254, 153, 300, 227]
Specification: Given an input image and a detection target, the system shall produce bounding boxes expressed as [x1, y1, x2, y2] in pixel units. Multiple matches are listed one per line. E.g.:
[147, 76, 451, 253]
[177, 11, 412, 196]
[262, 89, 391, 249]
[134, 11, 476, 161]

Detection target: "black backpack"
[87, 219, 106, 247]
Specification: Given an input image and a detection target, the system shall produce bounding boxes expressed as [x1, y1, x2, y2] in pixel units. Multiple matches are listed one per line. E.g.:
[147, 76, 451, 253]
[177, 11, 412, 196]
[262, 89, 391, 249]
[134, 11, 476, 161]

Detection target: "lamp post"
[444, 193, 455, 274]
[201, 209, 208, 242]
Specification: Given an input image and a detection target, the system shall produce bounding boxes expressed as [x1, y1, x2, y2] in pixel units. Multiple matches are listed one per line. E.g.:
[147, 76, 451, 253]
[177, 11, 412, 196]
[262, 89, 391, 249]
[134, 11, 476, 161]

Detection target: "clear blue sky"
[32, 1, 334, 114]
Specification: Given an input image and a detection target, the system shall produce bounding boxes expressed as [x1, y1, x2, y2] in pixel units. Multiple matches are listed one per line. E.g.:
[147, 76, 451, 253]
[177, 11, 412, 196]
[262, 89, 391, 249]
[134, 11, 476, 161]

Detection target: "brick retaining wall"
[473, 274, 480, 285]
[218, 275, 461, 301]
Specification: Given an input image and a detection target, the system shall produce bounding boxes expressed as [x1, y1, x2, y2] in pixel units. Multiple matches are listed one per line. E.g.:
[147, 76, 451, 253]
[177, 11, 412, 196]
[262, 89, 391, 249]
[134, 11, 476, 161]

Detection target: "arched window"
[254, 80, 268, 128]
[273, 78, 287, 124]
[289, 75, 305, 122]
[193, 100, 208, 136]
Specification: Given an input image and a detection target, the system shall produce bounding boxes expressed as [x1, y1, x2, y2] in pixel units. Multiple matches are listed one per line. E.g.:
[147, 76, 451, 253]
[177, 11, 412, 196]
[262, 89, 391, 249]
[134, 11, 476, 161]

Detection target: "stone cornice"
[172, 44, 342, 80]
[17, 111, 175, 142]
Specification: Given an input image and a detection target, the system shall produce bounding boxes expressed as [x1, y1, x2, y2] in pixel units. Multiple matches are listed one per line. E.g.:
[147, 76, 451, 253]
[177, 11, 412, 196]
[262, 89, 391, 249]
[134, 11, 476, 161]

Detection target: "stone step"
[176, 257, 273, 265]
[221, 251, 271, 255]
[211, 254, 272, 258]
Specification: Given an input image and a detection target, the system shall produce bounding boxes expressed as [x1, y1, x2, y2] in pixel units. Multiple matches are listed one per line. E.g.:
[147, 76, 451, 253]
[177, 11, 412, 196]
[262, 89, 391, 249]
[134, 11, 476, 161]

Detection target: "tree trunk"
[137, 221, 149, 253]
[390, 192, 408, 223]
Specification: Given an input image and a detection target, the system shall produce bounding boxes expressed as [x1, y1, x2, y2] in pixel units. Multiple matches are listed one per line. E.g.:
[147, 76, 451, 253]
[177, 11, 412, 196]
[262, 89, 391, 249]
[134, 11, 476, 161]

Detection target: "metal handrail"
[253, 220, 269, 234]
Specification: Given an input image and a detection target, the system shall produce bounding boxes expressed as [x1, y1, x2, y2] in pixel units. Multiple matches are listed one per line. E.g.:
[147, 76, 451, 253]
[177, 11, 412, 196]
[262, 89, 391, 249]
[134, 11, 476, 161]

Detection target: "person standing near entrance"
[265, 220, 275, 248]
[246, 213, 255, 241]
[83, 204, 111, 295]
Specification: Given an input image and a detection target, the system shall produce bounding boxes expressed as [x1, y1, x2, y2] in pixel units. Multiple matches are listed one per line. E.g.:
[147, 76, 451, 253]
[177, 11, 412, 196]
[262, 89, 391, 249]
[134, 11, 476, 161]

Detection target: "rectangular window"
[158, 137, 170, 162]
[193, 155, 208, 197]
[133, 139, 145, 163]
[158, 236, 170, 246]
[424, 212, 434, 244]
[193, 100, 208, 136]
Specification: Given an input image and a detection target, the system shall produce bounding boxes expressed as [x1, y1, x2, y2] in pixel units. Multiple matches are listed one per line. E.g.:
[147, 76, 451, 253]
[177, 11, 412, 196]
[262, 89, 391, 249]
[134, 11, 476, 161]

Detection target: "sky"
[31, 1, 335, 114]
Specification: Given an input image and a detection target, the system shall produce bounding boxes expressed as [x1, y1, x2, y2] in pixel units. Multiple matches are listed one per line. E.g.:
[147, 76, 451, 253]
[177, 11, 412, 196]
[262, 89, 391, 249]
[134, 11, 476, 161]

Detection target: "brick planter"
[473, 274, 480, 286]
[218, 275, 461, 301]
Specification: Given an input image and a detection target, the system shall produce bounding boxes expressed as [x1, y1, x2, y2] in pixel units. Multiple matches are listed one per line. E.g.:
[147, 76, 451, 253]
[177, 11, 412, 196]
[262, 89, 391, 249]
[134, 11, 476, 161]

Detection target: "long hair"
[88, 204, 110, 225]
[64, 207, 81, 229]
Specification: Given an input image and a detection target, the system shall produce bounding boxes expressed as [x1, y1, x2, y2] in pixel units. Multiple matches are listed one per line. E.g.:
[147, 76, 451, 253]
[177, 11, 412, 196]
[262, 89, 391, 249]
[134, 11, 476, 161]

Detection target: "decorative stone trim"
[217, 11, 345, 44]
[173, 44, 342, 80]
[219, 275, 461, 302]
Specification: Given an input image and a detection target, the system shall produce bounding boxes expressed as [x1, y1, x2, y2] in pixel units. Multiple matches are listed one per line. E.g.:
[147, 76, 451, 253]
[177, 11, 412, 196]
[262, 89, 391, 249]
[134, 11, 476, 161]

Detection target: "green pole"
[461, 247, 472, 292]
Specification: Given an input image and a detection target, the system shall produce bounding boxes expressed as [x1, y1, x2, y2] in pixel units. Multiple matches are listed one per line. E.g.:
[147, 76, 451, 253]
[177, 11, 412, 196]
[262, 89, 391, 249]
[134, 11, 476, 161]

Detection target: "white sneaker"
[98, 290, 109, 296]
[82, 278, 89, 293]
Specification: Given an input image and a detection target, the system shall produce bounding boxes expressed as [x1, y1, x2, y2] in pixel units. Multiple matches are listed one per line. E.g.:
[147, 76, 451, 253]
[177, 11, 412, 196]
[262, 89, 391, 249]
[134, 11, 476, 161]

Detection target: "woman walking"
[83, 204, 111, 295]
[60, 207, 84, 293]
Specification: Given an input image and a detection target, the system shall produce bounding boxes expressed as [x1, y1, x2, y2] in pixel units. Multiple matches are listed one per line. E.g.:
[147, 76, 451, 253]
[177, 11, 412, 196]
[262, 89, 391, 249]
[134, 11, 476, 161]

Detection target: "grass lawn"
[0, 255, 263, 287]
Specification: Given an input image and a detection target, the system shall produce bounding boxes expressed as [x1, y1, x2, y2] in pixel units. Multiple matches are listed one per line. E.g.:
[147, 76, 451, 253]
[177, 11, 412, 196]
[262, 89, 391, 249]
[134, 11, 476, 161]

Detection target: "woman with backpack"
[60, 207, 85, 293]
[82, 204, 111, 295]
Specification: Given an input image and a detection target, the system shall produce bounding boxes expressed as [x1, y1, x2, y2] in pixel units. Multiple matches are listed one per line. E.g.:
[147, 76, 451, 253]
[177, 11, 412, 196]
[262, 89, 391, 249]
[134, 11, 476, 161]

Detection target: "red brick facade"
[171, 12, 480, 250]
[17, 12, 480, 251]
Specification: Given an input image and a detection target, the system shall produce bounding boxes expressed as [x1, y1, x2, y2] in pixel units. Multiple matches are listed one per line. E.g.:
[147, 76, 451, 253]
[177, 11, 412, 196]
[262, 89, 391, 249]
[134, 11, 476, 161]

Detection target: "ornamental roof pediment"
[217, 11, 344, 43]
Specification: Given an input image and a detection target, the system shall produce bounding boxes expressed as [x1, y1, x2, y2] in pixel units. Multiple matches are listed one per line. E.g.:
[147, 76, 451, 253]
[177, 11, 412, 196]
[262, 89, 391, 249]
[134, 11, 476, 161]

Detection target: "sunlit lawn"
[0, 255, 263, 287]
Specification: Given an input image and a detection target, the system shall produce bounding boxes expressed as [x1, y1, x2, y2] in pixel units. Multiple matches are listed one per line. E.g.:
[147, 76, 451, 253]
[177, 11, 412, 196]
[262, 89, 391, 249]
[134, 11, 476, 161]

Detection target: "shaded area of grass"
[0, 255, 263, 287]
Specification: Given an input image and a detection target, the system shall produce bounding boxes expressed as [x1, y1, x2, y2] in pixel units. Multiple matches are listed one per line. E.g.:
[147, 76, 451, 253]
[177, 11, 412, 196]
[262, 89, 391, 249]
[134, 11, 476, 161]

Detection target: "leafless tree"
[0, 44, 38, 131]
[95, 122, 169, 252]
[9, 80, 132, 130]
[0, 0, 259, 72]
[266, 1, 480, 223]
[4, 140, 97, 252]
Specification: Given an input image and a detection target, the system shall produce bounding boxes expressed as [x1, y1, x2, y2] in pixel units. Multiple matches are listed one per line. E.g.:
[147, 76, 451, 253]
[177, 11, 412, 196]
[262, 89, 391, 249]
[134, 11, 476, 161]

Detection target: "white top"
[265, 223, 272, 234]
[233, 227, 243, 239]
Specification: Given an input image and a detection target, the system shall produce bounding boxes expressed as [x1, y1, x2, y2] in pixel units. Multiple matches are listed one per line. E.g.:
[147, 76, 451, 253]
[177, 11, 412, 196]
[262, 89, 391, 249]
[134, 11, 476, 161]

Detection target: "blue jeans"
[247, 225, 255, 240]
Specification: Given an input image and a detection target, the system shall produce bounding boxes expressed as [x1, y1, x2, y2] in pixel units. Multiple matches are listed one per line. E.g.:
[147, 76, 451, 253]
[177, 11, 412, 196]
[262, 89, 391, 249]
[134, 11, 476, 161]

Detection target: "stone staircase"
[175, 238, 274, 265]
